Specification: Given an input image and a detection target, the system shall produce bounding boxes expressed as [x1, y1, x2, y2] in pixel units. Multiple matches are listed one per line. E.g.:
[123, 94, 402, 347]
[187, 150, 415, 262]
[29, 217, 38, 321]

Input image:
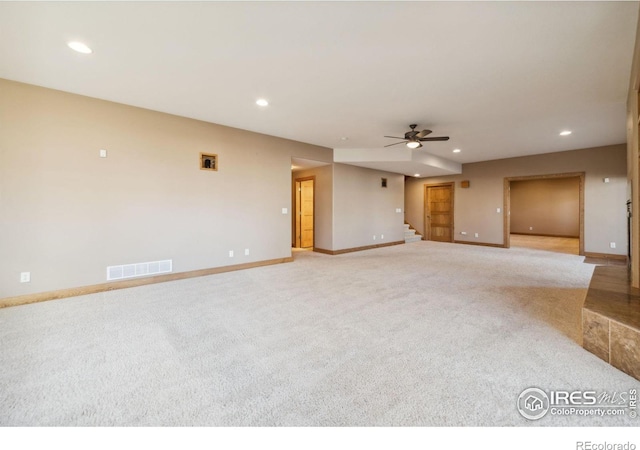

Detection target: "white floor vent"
[107, 259, 172, 281]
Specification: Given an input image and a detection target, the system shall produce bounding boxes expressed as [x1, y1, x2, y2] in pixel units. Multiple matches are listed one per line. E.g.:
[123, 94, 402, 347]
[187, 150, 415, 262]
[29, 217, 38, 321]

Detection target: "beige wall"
[510, 177, 580, 237]
[292, 163, 405, 252]
[292, 165, 333, 250]
[405, 145, 627, 255]
[332, 164, 405, 250]
[0, 79, 332, 298]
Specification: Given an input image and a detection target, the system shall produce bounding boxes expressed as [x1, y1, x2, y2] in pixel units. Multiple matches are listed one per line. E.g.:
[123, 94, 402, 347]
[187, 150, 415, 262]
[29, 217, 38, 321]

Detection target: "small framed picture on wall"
[200, 153, 218, 171]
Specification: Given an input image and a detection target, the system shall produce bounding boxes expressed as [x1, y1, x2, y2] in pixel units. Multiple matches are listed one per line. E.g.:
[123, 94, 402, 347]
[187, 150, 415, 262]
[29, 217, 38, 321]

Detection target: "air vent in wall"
[107, 259, 172, 281]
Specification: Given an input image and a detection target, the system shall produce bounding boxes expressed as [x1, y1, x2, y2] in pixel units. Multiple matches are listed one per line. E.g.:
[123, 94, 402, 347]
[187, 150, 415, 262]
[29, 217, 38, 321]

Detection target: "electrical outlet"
[474, 233, 479, 238]
[381, 234, 384, 240]
[461, 231, 467, 235]
[229, 250, 234, 258]
[529, 227, 533, 231]
[244, 248, 250, 256]
[373, 235, 376, 240]
[610, 242, 616, 249]
[496, 208, 501, 213]
[20, 272, 30, 283]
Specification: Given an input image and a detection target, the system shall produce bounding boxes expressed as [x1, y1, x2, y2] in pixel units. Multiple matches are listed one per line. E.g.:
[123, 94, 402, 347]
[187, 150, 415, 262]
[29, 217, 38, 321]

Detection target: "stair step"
[403, 223, 422, 243]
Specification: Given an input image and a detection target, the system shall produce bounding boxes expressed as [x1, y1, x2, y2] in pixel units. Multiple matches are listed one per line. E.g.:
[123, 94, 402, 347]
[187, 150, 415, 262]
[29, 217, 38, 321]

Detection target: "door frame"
[294, 176, 315, 248]
[503, 172, 585, 255]
[424, 182, 455, 242]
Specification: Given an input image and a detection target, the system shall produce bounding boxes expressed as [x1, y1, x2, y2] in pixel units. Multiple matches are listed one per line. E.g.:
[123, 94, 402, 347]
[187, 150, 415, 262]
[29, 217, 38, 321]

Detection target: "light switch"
[282, 208, 288, 214]
[99, 149, 107, 158]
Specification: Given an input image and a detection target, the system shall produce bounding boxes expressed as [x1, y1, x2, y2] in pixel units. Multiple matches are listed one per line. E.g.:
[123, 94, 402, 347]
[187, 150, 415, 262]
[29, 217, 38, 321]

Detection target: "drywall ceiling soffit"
[291, 157, 331, 172]
[0, 1, 637, 165]
[333, 147, 462, 177]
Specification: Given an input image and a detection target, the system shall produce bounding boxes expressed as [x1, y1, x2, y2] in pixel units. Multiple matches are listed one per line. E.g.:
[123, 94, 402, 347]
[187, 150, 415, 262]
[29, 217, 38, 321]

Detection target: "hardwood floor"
[510, 234, 579, 255]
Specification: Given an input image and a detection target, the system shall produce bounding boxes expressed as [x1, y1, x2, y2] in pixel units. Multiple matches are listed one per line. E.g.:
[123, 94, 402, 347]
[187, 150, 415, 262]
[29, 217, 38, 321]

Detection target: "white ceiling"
[0, 1, 638, 176]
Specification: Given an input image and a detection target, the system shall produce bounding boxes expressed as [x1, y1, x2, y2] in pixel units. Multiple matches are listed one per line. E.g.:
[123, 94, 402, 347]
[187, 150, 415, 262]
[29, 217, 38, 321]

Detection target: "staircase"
[404, 223, 422, 243]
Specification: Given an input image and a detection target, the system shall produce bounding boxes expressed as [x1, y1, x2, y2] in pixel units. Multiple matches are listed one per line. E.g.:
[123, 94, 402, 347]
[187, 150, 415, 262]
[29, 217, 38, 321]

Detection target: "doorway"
[295, 177, 315, 248]
[424, 182, 455, 242]
[504, 172, 584, 255]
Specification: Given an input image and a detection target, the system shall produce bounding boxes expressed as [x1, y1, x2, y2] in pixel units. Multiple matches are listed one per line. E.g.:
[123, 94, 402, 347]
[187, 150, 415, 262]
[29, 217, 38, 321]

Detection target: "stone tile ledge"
[582, 266, 640, 381]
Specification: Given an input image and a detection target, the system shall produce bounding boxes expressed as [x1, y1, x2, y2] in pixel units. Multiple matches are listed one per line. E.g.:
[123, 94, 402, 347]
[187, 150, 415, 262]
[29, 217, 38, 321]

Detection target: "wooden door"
[300, 180, 314, 247]
[425, 184, 454, 242]
[295, 178, 314, 248]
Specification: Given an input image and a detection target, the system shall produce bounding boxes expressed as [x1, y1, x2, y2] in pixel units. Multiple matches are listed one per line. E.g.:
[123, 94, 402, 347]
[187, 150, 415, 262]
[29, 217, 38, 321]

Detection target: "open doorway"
[504, 172, 584, 255]
[294, 176, 315, 249]
[291, 157, 331, 253]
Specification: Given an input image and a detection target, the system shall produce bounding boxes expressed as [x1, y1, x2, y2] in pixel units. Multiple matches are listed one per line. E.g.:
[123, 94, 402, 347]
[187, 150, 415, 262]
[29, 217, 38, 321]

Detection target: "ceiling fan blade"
[384, 141, 407, 147]
[416, 129, 432, 138]
[384, 136, 406, 140]
[419, 136, 450, 142]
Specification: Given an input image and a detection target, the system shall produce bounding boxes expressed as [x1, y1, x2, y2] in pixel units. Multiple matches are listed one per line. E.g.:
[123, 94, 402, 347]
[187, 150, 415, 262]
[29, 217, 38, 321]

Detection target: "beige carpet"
[0, 241, 638, 426]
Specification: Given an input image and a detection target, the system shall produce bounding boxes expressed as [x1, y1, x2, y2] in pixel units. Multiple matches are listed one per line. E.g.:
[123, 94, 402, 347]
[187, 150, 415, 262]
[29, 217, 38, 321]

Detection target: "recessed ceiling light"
[67, 41, 92, 54]
[256, 99, 269, 107]
[453, 149, 461, 153]
[414, 174, 421, 177]
[560, 130, 572, 136]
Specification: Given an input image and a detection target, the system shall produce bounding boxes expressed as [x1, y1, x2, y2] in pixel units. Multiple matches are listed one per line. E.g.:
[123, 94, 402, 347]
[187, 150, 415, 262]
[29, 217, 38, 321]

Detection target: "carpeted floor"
[1, 241, 638, 426]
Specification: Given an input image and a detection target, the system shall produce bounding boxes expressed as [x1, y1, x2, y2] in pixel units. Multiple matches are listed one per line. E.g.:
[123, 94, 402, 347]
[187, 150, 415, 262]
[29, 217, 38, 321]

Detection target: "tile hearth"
[582, 266, 640, 381]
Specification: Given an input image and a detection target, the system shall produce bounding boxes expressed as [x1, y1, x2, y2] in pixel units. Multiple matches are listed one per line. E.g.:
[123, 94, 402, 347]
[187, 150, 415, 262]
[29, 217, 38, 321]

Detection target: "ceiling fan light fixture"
[384, 125, 449, 149]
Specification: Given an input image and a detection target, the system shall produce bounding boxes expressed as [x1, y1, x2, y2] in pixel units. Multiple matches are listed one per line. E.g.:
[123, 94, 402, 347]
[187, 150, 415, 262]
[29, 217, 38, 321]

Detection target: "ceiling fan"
[384, 124, 450, 149]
